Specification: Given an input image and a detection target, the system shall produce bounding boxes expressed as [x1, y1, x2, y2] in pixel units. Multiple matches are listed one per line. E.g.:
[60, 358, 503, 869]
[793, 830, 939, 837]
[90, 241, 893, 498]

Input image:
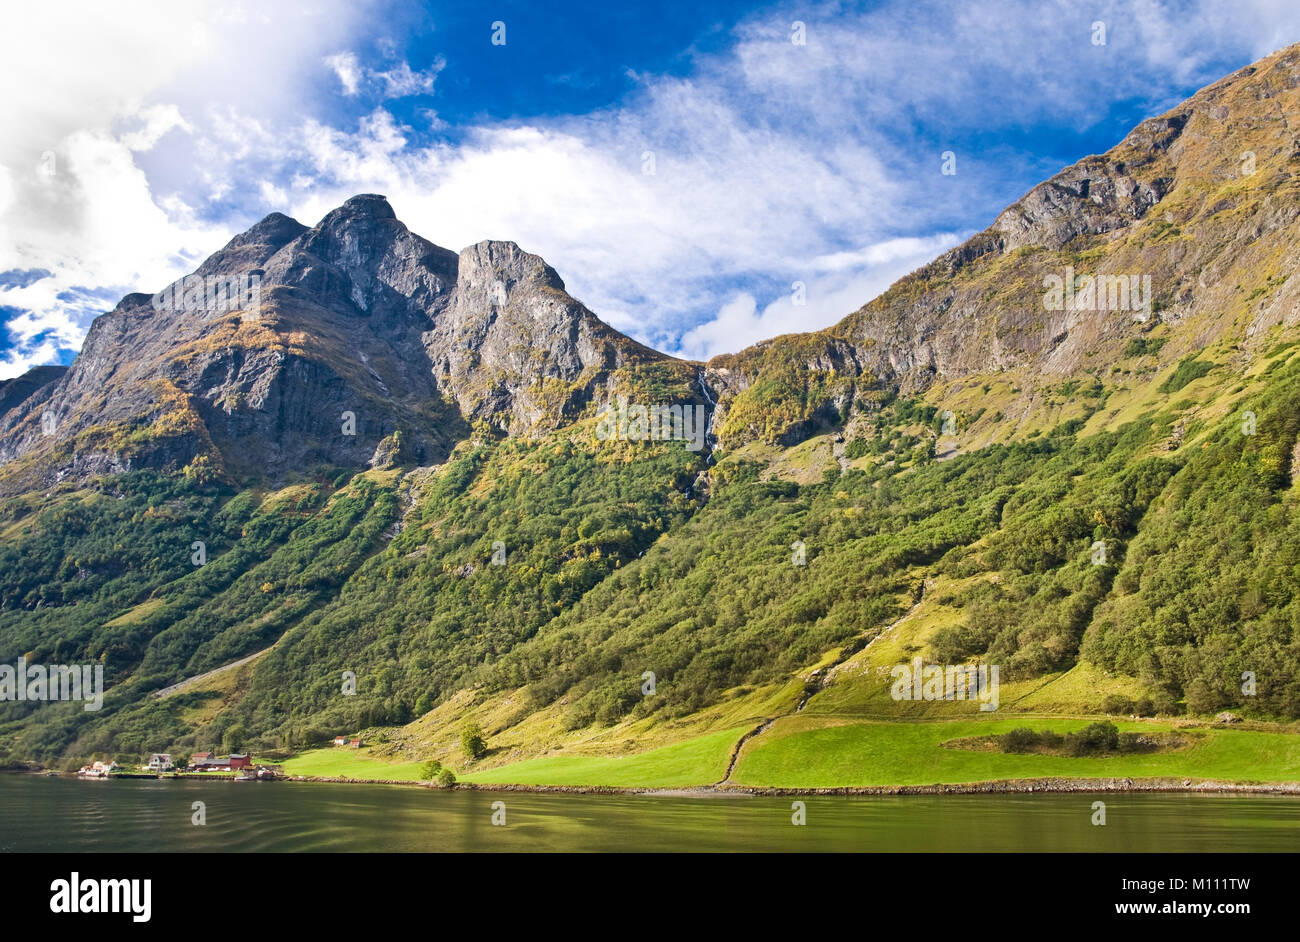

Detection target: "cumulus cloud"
[677, 233, 961, 360]
[0, 0, 372, 377]
[1, 0, 1298, 378]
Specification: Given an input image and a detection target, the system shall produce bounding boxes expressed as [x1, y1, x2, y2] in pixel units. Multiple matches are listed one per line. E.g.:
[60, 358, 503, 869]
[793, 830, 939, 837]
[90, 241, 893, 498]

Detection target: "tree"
[460, 723, 487, 760]
[420, 759, 442, 780]
[437, 768, 457, 787]
[223, 723, 247, 754]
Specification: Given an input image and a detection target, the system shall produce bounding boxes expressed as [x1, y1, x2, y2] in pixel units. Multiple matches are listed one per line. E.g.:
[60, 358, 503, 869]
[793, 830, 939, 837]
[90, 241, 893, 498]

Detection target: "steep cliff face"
[0, 195, 472, 490]
[422, 239, 673, 434]
[0, 365, 66, 420]
[0, 195, 686, 492]
[706, 43, 1300, 447]
[0, 203, 405, 487]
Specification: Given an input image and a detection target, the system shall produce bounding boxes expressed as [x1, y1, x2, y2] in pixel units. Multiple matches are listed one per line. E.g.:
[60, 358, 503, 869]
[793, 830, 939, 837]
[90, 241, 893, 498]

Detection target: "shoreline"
[13, 768, 1300, 796]
[151, 772, 1300, 796]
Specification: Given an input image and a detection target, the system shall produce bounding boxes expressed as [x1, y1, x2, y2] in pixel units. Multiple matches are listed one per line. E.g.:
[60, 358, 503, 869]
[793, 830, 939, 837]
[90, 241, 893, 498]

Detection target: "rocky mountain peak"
[0, 196, 671, 491]
[423, 238, 673, 435]
[262, 195, 458, 321]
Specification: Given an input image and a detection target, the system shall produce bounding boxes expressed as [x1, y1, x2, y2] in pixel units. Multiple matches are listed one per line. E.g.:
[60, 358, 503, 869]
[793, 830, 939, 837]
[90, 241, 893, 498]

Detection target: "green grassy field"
[278, 749, 429, 781]
[730, 716, 1300, 788]
[460, 726, 747, 788]
[275, 716, 1300, 790]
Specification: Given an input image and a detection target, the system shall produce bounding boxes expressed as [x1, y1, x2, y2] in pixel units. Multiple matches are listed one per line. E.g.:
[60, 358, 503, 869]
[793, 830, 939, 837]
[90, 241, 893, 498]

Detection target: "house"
[229, 754, 252, 770]
[78, 760, 118, 777]
[188, 752, 228, 771]
[333, 736, 348, 747]
[350, 738, 362, 748]
[146, 754, 173, 771]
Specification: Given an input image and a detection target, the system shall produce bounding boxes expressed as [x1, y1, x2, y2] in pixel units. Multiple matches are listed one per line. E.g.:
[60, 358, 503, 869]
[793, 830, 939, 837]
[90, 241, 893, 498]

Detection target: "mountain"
[707, 44, 1300, 447]
[3, 44, 1300, 781]
[0, 194, 686, 495]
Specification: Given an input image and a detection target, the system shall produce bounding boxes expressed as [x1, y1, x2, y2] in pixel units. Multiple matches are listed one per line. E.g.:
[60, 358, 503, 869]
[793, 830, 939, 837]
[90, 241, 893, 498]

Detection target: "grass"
[460, 725, 747, 788]
[730, 715, 1300, 788]
[104, 598, 166, 627]
[279, 748, 430, 781]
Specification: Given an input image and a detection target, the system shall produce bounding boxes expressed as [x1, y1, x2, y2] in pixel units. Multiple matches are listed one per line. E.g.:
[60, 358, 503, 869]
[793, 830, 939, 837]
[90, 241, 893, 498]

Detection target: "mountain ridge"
[4, 41, 1299, 486]
[3, 43, 1300, 779]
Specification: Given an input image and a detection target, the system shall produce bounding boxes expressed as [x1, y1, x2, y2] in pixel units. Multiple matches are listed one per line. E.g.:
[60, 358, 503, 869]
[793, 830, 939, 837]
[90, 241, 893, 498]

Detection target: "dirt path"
[717, 718, 778, 784]
[717, 575, 930, 784]
[152, 647, 270, 699]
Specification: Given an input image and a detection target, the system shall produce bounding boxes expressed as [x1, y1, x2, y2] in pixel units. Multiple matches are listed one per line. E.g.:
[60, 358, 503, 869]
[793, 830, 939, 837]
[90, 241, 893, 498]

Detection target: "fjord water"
[2, 775, 1298, 851]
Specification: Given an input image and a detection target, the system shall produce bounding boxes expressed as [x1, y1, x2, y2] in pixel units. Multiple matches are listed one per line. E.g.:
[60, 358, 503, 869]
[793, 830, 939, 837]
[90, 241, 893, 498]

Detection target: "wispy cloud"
[325, 51, 444, 98]
[1, 0, 1297, 378]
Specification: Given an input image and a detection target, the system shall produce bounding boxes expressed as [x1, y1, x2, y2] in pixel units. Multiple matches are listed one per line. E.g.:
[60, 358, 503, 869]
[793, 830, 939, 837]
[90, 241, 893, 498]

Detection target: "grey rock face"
[423, 240, 665, 434]
[0, 195, 672, 491]
[0, 365, 66, 420]
[0, 196, 469, 491]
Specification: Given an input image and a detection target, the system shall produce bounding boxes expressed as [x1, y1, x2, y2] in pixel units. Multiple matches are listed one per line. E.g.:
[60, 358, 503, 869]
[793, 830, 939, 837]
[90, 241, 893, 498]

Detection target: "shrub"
[1150, 690, 1182, 715]
[1117, 732, 1143, 754]
[1158, 356, 1214, 393]
[1101, 694, 1133, 715]
[460, 723, 487, 760]
[1066, 721, 1120, 755]
[1001, 727, 1040, 752]
[437, 768, 457, 787]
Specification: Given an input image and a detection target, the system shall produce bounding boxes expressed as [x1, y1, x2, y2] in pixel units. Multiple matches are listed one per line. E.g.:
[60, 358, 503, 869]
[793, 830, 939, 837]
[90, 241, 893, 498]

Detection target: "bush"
[420, 759, 442, 779]
[1065, 721, 1120, 755]
[1101, 694, 1133, 715]
[437, 768, 457, 787]
[460, 723, 487, 760]
[1001, 727, 1040, 752]
[1150, 690, 1182, 715]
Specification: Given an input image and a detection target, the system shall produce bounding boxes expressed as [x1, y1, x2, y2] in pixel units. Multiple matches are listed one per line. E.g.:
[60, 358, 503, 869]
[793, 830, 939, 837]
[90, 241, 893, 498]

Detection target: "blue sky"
[1, 0, 1297, 378]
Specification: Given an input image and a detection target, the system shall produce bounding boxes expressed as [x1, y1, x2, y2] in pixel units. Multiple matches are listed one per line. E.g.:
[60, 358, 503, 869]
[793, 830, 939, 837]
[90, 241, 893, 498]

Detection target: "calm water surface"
[2, 774, 1298, 852]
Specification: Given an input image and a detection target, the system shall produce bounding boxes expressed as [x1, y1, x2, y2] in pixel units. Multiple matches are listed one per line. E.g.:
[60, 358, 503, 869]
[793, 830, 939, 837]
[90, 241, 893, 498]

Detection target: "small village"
[76, 752, 280, 781]
[72, 735, 368, 780]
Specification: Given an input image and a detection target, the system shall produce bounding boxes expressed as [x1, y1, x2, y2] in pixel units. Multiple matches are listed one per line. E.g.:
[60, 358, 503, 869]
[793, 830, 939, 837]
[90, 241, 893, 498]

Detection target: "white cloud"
[676, 233, 961, 360]
[326, 52, 363, 96]
[325, 51, 443, 99]
[0, 0, 371, 378]
[2, 0, 1299, 379]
